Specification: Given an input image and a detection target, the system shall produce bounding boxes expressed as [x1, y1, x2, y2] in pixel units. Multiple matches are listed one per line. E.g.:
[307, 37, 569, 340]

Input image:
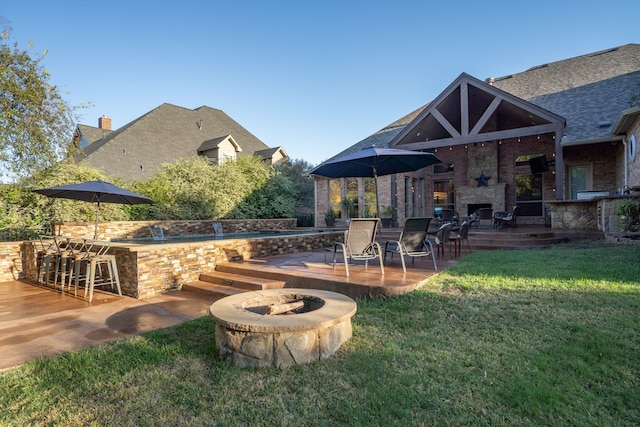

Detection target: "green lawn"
[1, 242, 639, 426]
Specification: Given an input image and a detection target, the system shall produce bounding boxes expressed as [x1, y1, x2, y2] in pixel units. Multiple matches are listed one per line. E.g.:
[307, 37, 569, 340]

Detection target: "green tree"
[133, 156, 297, 220]
[0, 162, 128, 236]
[275, 158, 315, 212]
[0, 25, 79, 181]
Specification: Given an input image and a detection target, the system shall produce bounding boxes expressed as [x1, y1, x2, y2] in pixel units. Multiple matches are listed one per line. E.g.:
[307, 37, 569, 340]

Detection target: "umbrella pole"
[373, 167, 380, 218]
[94, 200, 100, 239]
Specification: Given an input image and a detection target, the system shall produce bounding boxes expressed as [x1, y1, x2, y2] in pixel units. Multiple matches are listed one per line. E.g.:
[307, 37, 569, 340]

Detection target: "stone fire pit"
[209, 289, 357, 368]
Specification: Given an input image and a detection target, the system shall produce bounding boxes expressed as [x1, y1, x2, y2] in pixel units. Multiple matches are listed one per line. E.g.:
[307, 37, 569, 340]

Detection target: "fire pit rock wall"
[210, 289, 357, 368]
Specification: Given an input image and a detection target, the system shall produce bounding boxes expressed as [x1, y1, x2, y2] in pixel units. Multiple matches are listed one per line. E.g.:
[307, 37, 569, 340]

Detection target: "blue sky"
[3, 1, 639, 166]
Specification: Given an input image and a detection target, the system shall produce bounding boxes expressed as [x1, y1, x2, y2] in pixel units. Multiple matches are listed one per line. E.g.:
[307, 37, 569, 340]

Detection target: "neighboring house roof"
[322, 43, 640, 163]
[74, 124, 113, 148]
[79, 103, 284, 180]
[255, 146, 288, 159]
[197, 135, 241, 154]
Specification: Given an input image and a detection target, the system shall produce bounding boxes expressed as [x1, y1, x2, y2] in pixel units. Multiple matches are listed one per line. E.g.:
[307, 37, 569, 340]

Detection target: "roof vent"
[527, 63, 548, 71]
[590, 47, 618, 57]
[197, 120, 203, 131]
[493, 75, 513, 83]
[598, 119, 612, 128]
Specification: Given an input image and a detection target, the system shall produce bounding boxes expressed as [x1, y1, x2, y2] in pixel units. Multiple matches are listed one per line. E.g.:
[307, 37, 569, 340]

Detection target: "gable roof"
[323, 43, 640, 163]
[389, 73, 566, 151]
[80, 103, 274, 180]
[197, 135, 241, 154]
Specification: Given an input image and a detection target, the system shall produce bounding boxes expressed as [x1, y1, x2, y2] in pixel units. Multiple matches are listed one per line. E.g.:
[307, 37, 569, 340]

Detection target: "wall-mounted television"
[529, 155, 549, 175]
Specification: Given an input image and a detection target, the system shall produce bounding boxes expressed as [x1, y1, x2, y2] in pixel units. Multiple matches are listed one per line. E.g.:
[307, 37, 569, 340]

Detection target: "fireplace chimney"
[98, 115, 112, 131]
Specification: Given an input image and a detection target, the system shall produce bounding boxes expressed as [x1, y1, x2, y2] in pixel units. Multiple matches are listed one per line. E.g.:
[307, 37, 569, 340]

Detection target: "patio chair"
[494, 205, 520, 228]
[332, 218, 384, 277]
[441, 209, 458, 225]
[449, 220, 471, 255]
[384, 217, 437, 271]
[431, 222, 453, 260]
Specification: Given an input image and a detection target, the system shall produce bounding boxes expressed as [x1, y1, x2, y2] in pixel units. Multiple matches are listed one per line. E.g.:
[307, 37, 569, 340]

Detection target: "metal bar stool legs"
[85, 253, 122, 302]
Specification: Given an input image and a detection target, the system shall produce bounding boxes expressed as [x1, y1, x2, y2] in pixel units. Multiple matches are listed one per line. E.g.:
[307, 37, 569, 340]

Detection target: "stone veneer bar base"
[210, 289, 357, 368]
[22, 228, 342, 298]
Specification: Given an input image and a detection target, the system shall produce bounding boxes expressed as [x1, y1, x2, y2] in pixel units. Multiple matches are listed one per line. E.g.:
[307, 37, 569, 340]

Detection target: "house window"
[515, 173, 543, 216]
[345, 178, 359, 218]
[433, 179, 454, 216]
[568, 164, 592, 199]
[364, 178, 377, 217]
[329, 179, 342, 218]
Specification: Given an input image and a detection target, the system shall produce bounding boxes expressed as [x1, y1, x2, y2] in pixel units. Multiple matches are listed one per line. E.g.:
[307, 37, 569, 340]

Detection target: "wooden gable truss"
[388, 73, 567, 198]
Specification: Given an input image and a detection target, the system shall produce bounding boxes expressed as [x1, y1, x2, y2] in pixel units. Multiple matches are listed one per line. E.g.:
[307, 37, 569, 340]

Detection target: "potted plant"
[381, 205, 394, 228]
[324, 209, 337, 227]
[342, 197, 358, 218]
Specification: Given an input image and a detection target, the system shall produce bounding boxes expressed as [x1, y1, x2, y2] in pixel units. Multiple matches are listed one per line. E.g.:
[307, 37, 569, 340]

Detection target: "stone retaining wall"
[53, 218, 297, 240]
[0, 242, 24, 281]
[22, 230, 342, 299]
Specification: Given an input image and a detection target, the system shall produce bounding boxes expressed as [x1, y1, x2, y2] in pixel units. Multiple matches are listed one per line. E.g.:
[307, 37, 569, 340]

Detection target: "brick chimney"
[98, 115, 112, 130]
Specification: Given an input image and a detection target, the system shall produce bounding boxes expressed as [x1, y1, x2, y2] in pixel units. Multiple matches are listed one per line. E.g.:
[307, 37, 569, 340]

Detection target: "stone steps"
[182, 269, 287, 299]
[182, 280, 246, 298]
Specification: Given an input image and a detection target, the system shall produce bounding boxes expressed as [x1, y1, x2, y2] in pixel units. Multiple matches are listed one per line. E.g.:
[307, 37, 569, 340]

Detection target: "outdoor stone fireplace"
[210, 289, 357, 368]
[456, 183, 506, 217]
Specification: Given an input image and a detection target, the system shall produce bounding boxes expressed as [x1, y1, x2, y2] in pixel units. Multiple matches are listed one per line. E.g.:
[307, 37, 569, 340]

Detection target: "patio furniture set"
[329, 217, 474, 277]
[35, 236, 122, 302]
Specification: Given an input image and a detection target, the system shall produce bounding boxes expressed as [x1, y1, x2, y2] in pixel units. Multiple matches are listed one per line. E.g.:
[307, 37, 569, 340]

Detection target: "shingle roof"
[75, 124, 112, 147]
[489, 44, 640, 144]
[324, 43, 640, 163]
[80, 103, 272, 180]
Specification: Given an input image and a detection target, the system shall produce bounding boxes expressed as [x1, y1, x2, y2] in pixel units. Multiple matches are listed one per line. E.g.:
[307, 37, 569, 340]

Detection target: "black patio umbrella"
[309, 146, 441, 216]
[33, 180, 154, 239]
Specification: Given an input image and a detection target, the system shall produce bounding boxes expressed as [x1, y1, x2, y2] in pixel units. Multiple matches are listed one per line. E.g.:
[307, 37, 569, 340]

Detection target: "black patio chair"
[494, 206, 520, 228]
[384, 217, 437, 271]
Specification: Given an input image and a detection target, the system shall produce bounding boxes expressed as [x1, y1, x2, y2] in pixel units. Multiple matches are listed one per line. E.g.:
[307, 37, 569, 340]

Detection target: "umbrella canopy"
[309, 146, 441, 216]
[309, 146, 441, 179]
[33, 180, 153, 238]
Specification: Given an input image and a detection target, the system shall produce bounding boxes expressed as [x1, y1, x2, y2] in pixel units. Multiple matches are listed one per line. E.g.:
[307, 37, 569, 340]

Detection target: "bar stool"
[83, 241, 122, 302]
[70, 239, 94, 297]
[53, 237, 81, 292]
[57, 238, 89, 295]
[36, 236, 57, 286]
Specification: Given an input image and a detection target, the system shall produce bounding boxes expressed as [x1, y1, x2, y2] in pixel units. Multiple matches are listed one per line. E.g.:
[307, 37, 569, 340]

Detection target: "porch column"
[554, 130, 564, 200]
